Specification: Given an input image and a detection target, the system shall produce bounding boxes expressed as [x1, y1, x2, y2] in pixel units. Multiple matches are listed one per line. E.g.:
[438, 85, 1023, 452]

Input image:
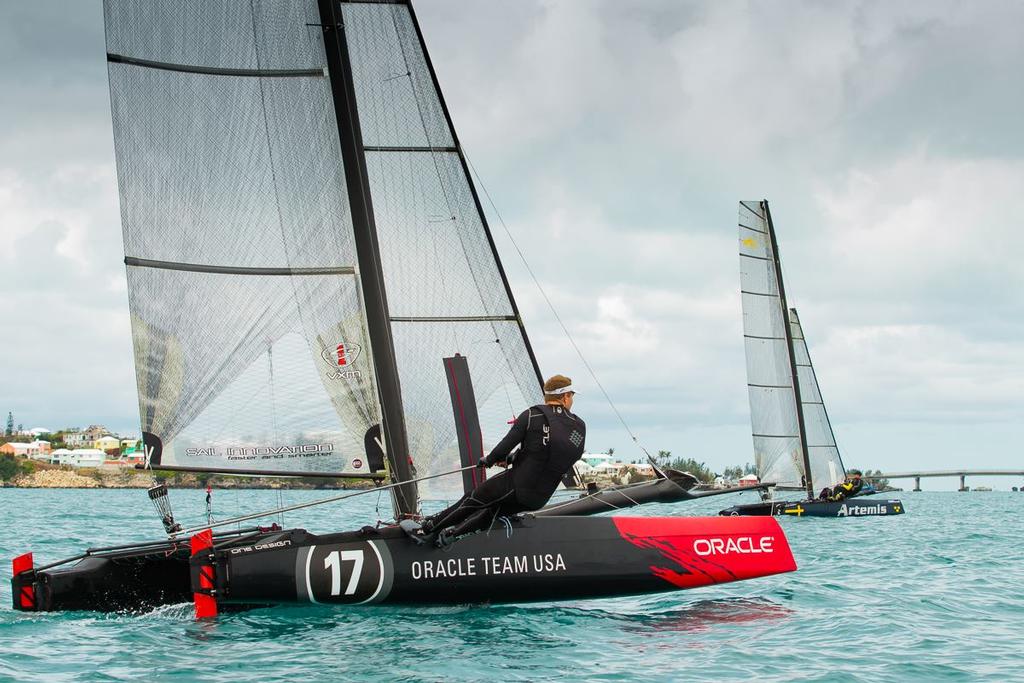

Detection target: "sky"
[1, 1, 1022, 490]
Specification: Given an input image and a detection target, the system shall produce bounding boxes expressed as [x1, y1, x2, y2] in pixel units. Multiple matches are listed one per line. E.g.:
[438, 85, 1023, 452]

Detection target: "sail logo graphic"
[322, 342, 363, 381]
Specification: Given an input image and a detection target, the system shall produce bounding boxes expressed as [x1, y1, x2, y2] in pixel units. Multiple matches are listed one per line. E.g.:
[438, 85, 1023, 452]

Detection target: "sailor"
[820, 469, 864, 501]
[412, 374, 586, 547]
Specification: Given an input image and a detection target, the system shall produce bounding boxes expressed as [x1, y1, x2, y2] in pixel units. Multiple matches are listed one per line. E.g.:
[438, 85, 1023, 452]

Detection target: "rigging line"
[462, 152, 656, 464]
[172, 464, 477, 537]
[536, 486, 627, 515]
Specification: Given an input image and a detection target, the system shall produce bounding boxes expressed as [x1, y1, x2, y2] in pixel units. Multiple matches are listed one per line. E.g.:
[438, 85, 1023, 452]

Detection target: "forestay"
[789, 308, 846, 491]
[340, 2, 542, 499]
[738, 201, 805, 489]
[107, 2, 382, 477]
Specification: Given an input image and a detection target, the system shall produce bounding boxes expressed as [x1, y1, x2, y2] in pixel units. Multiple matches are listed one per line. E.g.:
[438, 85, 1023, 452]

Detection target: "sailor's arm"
[481, 410, 530, 466]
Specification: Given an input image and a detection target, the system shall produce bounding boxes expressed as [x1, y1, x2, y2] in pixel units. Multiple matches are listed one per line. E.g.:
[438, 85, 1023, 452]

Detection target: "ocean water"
[0, 488, 1021, 682]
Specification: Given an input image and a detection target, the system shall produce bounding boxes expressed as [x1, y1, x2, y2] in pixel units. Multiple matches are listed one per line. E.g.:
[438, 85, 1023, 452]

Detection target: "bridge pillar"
[913, 476, 921, 492]
[959, 474, 968, 492]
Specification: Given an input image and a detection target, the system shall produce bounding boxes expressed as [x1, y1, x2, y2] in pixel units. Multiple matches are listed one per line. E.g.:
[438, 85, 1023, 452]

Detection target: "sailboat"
[11, 2, 795, 614]
[719, 201, 904, 518]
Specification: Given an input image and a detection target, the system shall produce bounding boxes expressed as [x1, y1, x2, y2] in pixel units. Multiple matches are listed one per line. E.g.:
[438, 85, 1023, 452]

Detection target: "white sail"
[341, 3, 542, 498]
[107, 2, 382, 476]
[738, 201, 805, 489]
[789, 308, 846, 491]
[105, 1, 542, 494]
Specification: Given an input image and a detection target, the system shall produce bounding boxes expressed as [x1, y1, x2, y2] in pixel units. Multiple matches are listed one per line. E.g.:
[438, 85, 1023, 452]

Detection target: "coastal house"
[120, 438, 140, 453]
[64, 431, 88, 447]
[572, 460, 595, 476]
[0, 440, 51, 458]
[739, 473, 759, 486]
[53, 449, 105, 468]
[84, 425, 109, 442]
[93, 435, 121, 452]
[581, 452, 614, 468]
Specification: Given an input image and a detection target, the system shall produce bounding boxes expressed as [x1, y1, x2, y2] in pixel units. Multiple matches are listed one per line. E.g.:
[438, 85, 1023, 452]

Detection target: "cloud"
[2, 1, 1023, 478]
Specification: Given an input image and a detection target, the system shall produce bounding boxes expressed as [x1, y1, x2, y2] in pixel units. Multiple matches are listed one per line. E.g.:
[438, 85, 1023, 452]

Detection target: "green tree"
[5, 412, 12, 437]
[665, 456, 715, 483]
[0, 454, 28, 481]
[723, 465, 743, 480]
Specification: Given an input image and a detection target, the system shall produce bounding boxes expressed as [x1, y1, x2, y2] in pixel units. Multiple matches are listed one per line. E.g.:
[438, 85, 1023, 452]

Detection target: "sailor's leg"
[426, 471, 515, 534]
[422, 491, 473, 533]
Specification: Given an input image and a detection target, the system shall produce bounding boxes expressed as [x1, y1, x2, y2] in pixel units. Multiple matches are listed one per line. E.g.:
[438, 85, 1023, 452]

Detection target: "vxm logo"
[322, 342, 363, 380]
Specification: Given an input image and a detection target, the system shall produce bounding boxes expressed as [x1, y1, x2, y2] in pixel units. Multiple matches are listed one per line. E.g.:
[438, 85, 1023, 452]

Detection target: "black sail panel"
[106, 1, 385, 477]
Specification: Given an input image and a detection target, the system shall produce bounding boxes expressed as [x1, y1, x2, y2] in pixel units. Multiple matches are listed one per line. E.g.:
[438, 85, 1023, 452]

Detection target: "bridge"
[872, 470, 1024, 492]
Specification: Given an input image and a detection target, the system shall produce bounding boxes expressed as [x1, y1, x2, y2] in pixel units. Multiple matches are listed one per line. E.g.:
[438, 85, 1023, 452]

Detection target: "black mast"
[404, 1, 545, 390]
[762, 200, 814, 499]
[318, 0, 417, 516]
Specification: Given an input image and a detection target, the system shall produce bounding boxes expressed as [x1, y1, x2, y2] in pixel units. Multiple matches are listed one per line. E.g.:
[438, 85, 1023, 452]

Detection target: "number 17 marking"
[324, 549, 364, 596]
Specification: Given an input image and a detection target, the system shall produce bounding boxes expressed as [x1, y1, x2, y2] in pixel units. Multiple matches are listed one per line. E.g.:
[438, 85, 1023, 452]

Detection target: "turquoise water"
[1, 489, 1021, 682]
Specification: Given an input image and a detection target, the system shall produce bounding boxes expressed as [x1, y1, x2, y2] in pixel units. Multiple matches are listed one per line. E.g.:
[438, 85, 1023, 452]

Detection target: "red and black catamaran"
[12, 1, 796, 615]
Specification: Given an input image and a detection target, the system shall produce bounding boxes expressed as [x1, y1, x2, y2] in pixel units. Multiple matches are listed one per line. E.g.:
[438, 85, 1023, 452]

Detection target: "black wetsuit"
[425, 405, 585, 538]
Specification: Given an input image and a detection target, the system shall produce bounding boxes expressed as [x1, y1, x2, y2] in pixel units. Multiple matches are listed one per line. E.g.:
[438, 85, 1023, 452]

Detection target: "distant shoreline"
[1, 460, 378, 491]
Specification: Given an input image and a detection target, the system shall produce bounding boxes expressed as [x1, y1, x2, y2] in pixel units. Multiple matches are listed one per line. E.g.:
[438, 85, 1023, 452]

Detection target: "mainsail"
[106, 1, 542, 510]
[738, 201, 844, 496]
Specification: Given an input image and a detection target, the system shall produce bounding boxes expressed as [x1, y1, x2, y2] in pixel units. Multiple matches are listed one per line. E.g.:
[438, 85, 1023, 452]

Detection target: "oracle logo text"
[692, 536, 775, 556]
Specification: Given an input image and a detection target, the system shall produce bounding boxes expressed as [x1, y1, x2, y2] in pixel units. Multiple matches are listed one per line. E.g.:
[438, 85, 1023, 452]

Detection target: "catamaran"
[12, 2, 795, 615]
[719, 201, 904, 518]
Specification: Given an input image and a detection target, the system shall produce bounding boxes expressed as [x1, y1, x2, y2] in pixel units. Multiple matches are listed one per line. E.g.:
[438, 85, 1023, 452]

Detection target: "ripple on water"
[1, 489, 1022, 682]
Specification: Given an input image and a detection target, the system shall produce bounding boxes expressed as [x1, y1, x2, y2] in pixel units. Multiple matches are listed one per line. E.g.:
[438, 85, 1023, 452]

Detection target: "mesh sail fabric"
[342, 3, 541, 499]
[738, 202, 804, 489]
[107, 0, 383, 476]
[790, 309, 846, 490]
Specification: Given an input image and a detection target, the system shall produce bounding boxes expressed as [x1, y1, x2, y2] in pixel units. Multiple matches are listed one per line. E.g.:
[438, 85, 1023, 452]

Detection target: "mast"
[762, 200, 814, 498]
[404, 1, 545, 390]
[318, 0, 417, 516]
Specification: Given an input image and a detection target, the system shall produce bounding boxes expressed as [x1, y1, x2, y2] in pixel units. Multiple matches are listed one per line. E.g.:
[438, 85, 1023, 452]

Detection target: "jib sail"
[788, 308, 846, 491]
[337, 1, 542, 499]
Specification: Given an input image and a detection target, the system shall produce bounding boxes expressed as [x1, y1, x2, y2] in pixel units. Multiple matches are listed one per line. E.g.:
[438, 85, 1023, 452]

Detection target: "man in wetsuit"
[412, 374, 586, 547]
[819, 469, 864, 501]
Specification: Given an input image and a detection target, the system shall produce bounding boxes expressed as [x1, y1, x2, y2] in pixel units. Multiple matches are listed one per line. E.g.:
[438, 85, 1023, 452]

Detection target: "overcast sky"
[2, 1, 1022, 489]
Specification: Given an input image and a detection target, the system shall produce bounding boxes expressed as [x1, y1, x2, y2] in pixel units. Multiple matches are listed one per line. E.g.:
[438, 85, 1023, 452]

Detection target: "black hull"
[537, 473, 768, 517]
[13, 516, 796, 614]
[719, 498, 905, 518]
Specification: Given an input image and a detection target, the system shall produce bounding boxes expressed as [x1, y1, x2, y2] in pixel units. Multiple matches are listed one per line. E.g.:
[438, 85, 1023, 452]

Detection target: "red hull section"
[613, 516, 796, 589]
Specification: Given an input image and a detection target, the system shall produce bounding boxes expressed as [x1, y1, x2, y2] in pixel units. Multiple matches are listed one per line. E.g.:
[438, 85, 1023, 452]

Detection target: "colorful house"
[93, 435, 121, 452]
[64, 432, 88, 447]
[53, 449, 105, 468]
[0, 440, 51, 459]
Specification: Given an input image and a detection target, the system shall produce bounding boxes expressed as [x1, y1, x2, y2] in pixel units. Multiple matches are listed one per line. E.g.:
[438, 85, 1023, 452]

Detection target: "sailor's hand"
[476, 460, 489, 469]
